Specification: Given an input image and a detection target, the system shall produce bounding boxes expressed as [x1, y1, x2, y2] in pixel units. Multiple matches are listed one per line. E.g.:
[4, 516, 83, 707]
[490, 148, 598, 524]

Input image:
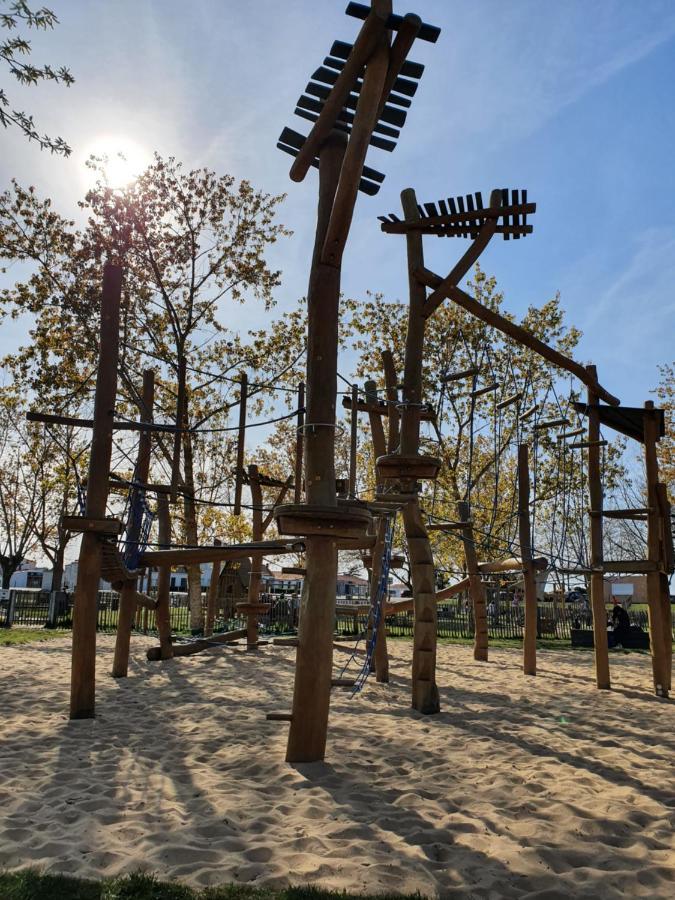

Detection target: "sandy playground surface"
[0, 634, 674, 898]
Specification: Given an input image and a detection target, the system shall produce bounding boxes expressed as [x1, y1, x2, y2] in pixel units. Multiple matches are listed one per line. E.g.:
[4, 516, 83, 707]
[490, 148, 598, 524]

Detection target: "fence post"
[46, 591, 58, 629]
[7, 589, 17, 628]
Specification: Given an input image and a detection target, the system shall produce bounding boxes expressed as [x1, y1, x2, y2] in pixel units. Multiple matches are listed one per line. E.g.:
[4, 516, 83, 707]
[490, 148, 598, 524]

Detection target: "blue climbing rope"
[350, 514, 395, 696]
[119, 482, 156, 570]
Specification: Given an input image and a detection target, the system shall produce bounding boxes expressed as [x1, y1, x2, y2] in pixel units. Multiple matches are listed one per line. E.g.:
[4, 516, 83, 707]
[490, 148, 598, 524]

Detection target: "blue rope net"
[119, 481, 155, 570]
[350, 514, 395, 696]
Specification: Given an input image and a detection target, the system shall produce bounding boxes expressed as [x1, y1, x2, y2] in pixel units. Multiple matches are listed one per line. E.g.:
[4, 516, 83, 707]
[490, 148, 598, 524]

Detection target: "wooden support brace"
[415, 269, 621, 407]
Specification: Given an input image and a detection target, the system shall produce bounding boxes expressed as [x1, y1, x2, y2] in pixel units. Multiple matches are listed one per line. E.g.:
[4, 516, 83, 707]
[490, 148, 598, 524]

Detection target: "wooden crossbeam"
[602, 560, 660, 574]
[558, 428, 585, 440]
[569, 440, 609, 449]
[440, 367, 481, 383]
[26, 411, 185, 434]
[496, 391, 523, 410]
[534, 418, 570, 430]
[520, 403, 539, 421]
[471, 382, 500, 398]
[342, 394, 435, 420]
[599, 508, 652, 520]
[346, 2, 440, 43]
[60, 516, 123, 536]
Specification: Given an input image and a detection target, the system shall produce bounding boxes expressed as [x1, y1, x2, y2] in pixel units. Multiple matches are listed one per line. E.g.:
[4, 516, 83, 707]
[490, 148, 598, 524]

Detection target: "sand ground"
[0, 634, 673, 898]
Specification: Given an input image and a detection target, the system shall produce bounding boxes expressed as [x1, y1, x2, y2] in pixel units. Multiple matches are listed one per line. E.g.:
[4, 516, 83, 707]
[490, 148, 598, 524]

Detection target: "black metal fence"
[1, 588, 671, 643]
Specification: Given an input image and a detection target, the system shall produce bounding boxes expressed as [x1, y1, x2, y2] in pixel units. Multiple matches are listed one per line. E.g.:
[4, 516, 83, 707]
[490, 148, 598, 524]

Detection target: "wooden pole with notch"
[70, 263, 122, 719]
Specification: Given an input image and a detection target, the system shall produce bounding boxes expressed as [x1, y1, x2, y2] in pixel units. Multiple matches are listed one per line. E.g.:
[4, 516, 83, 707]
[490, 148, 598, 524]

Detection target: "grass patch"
[0, 628, 70, 647]
[0, 870, 426, 900]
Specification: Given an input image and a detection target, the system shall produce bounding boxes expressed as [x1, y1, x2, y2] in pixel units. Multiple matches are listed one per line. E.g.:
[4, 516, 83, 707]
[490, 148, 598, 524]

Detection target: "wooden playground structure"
[25, 0, 673, 762]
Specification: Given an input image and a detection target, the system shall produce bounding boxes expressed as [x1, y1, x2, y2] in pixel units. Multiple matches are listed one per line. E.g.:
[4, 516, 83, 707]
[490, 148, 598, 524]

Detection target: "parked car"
[565, 586, 588, 603]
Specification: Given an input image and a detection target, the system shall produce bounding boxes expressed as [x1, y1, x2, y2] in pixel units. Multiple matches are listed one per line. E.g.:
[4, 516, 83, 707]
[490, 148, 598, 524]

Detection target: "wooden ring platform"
[274, 502, 372, 539]
[376, 453, 442, 481]
[235, 602, 271, 616]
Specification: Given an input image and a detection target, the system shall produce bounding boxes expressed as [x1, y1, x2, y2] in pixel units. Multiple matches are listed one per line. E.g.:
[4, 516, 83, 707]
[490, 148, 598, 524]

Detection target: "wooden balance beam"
[146, 628, 248, 661]
[140, 539, 305, 568]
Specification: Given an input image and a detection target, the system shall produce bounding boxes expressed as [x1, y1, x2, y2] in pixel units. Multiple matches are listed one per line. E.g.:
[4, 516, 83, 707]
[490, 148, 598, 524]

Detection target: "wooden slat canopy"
[379, 189, 535, 238]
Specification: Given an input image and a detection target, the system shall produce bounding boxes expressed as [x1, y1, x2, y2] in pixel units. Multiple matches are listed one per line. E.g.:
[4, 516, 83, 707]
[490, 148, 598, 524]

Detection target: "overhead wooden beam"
[26, 410, 185, 434]
[415, 268, 621, 407]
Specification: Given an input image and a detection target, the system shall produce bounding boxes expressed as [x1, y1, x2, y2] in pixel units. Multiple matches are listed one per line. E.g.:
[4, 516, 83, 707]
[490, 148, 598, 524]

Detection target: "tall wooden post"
[286, 132, 346, 763]
[204, 538, 222, 638]
[233, 372, 248, 516]
[518, 444, 538, 676]
[170, 357, 186, 503]
[349, 383, 359, 497]
[154, 493, 173, 659]
[398, 187, 439, 713]
[294, 381, 305, 504]
[381, 349, 400, 453]
[587, 367, 610, 689]
[369, 515, 389, 682]
[70, 263, 122, 719]
[457, 500, 488, 661]
[366, 403, 389, 682]
[112, 369, 155, 678]
[643, 401, 669, 697]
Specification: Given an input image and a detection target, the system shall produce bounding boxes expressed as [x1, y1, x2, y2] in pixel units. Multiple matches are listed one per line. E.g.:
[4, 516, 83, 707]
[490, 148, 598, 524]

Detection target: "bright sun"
[82, 136, 151, 189]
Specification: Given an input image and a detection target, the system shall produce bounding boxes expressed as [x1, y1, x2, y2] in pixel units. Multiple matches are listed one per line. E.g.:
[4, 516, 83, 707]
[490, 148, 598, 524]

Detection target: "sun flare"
[82, 136, 151, 189]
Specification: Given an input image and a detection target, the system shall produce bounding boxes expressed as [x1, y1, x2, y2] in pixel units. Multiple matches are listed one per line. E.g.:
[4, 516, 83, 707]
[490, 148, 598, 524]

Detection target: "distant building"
[603, 575, 648, 605]
[9, 565, 52, 591]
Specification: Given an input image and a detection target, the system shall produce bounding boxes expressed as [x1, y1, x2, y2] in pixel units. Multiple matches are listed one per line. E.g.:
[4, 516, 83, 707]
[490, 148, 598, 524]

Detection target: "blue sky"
[1, 0, 674, 407]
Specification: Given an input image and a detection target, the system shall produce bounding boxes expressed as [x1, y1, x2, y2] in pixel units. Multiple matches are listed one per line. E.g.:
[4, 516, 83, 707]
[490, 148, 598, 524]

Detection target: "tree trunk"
[182, 429, 204, 632]
[51, 531, 67, 593]
[0, 557, 21, 590]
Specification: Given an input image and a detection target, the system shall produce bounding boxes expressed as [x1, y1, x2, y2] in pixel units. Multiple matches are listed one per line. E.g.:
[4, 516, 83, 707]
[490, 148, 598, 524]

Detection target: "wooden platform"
[274, 502, 372, 540]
